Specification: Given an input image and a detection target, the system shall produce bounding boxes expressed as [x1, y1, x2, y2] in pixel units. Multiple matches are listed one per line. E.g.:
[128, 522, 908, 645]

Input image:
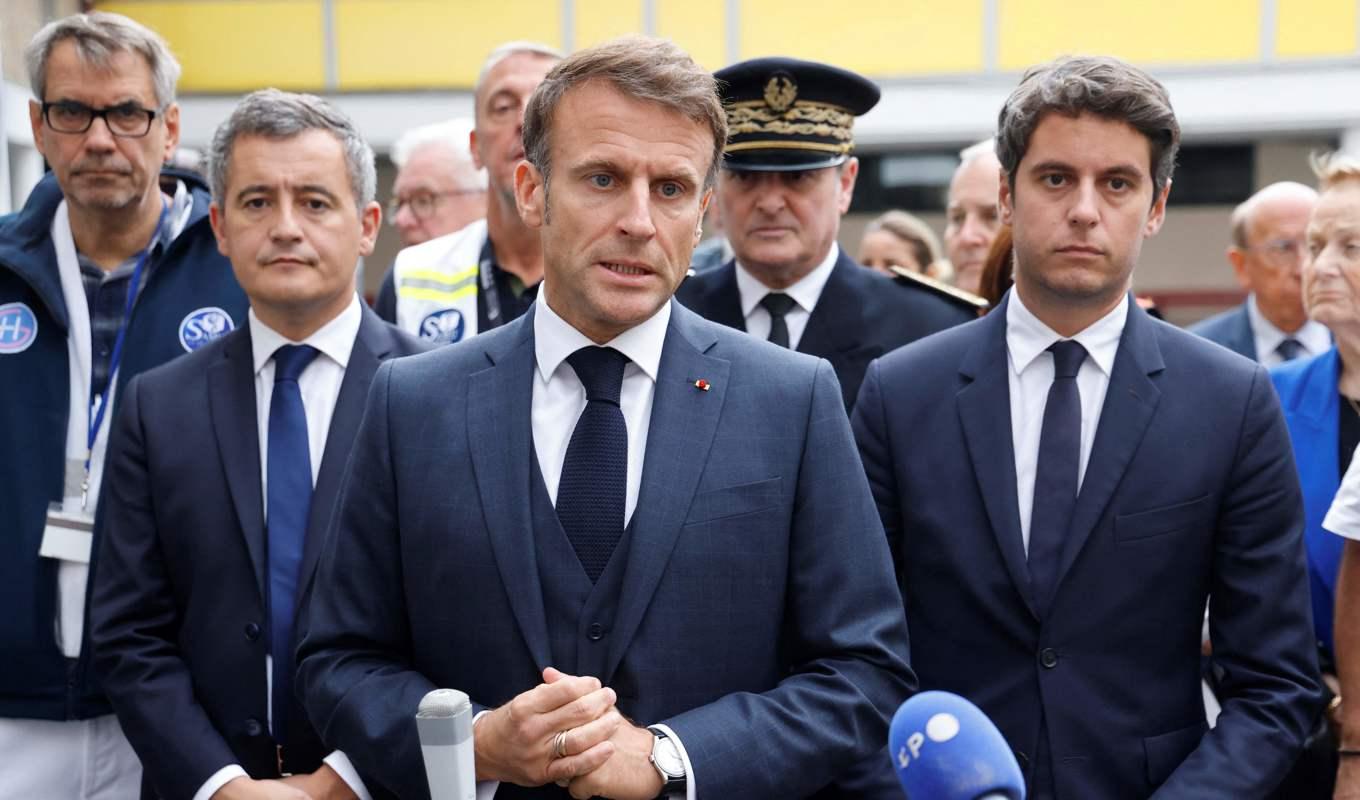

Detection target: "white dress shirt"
[194, 294, 370, 800]
[474, 290, 694, 800]
[1326, 442, 1360, 540]
[1248, 294, 1330, 367]
[1007, 291, 1128, 552]
[734, 243, 839, 350]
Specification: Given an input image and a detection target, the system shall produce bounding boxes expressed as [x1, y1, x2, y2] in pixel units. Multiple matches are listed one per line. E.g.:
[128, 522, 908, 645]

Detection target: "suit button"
[587, 623, 605, 641]
[245, 718, 264, 737]
[244, 623, 260, 642]
[1039, 648, 1059, 669]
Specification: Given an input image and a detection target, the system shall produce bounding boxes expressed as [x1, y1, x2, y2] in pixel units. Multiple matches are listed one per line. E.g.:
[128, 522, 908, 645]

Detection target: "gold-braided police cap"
[714, 56, 880, 172]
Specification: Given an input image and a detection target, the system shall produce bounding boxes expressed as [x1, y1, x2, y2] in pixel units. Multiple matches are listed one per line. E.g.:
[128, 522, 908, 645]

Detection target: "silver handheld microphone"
[416, 689, 476, 800]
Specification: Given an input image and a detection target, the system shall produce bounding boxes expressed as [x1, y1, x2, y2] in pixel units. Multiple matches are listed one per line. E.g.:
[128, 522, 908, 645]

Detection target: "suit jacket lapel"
[1230, 304, 1258, 361]
[1053, 300, 1164, 588]
[797, 252, 864, 362]
[605, 303, 730, 681]
[956, 298, 1036, 619]
[704, 262, 747, 332]
[208, 327, 267, 600]
[468, 309, 552, 668]
[298, 306, 388, 603]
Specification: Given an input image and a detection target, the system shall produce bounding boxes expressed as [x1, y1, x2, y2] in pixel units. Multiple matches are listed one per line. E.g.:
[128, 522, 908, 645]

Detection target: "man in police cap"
[676, 57, 979, 409]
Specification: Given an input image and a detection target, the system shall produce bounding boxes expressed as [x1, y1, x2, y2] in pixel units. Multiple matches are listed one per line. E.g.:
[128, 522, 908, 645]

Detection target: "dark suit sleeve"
[296, 360, 464, 800]
[661, 359, 916, 796]
[1154, 366, 1325, 796]
[90, 375, 241, 800]
[373, 267, 398, 324]
[851, 358, 905, 585]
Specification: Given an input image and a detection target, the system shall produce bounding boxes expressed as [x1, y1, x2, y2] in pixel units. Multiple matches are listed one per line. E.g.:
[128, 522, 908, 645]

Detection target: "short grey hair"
[996, 55, 1180, 202]
[208, 89, 376, 212]
[474, 40, 563, 101]
[25, 11, 182, 107]
[391, 118, 487, 190]
[958, 138, 996, 166]
[1312, 152, 1360, 194]
[1228, 181, 1318, 248]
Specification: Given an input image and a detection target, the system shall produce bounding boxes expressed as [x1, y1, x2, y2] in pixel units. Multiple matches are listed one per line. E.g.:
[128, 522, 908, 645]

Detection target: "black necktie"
[557, 346, 629, 582]
[1276, 338, 1303, 362]
[1027, 340, 1087, 617]
[266, 343, 319, 742]
[760, 293, 797, 348]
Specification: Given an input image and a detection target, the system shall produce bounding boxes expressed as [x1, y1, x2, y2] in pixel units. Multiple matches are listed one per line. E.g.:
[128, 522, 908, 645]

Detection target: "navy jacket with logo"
[0, 169, 247, 720]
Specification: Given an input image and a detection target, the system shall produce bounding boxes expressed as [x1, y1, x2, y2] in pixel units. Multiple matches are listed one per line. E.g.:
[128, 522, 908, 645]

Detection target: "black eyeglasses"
[41, 100, 161, 138]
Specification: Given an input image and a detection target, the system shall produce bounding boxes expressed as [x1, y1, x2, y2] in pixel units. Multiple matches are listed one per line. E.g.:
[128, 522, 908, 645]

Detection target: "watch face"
[652, 736, 686, 777]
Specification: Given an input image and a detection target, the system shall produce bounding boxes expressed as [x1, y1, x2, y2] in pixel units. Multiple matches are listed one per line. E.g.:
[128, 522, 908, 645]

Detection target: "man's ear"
[515, 160, 545, 228]
[1144, 179, 1171, 238]
[208, 202, 229, 257]
[999, 169, 1015, 226]
[836, 158, 860, 215]
[357, 201, 382, 257]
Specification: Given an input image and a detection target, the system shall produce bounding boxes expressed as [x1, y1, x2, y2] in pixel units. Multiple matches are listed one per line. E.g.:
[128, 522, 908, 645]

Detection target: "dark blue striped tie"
[267, 343, 318, 741]
[557, 346, 629, 582]
[1027, 339, 1087, 617]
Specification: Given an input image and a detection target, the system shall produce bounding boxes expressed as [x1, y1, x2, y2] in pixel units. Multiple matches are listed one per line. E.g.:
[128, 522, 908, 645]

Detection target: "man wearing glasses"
[384, 118, 487, 249]
[1191, 181, 1329, 365]
[0, 12, 246, 798]
[375, 42, 561, 345]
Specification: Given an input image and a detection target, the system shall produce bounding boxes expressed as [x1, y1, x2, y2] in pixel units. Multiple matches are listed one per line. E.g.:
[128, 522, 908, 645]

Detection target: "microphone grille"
[417, 688, 471, 719]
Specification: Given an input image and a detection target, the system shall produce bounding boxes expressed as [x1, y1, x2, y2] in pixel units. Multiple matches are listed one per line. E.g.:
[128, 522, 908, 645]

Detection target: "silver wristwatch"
[647, 726, 687, 797]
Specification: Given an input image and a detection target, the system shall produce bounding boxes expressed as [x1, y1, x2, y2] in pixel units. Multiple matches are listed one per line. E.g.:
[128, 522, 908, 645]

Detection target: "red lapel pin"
[694, 379, 710, 392]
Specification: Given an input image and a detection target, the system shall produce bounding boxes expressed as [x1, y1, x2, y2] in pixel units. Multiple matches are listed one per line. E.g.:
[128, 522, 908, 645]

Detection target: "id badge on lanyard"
[40, 202, 168, 563]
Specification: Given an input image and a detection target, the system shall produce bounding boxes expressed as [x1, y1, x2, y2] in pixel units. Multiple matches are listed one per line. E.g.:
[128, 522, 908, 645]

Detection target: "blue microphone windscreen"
[889, 691, 1026, 800]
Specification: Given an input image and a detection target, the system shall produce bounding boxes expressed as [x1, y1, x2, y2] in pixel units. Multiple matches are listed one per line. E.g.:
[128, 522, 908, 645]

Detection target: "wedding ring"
[552, 729, 570, 760]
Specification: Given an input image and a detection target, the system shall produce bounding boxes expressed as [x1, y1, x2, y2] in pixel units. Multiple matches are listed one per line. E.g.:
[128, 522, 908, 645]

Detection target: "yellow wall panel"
[656, 0, 726, 70]
[98, 1, 325, 91]
[1277, 0, 1356, 58]
[739, 0, 983, 75]
[335, 0, 561, 90]
[576, 0, 644, 49]
[999, 0, 1258, 69]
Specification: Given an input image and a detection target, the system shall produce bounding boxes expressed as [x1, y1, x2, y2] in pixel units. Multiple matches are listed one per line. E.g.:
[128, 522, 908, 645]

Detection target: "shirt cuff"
[649, 723, 696, 800]
[473, 709, 500, 799]
[194, 764, 248, 800]
[324, 750, 373, 800]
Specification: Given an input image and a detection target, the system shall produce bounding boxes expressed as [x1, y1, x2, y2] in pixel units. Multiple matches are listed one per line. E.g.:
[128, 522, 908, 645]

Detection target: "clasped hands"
[474, 667, 666, 800]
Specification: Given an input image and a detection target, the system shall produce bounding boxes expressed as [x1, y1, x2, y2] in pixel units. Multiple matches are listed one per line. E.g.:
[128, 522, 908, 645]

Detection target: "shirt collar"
[735, 242, 840, 317]
[1006, 288, 1128, 378]
[533, 288, 670, 385]
[1247, 293, 1331, 356]
[249, 293, 363, 375]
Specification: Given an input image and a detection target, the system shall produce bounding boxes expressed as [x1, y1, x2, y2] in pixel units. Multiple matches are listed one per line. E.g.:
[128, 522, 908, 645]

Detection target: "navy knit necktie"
[267, 343, 318, 741]
[1276, 338, 1303, 362]
[1027, 340, 1087, 617]
[761, 293, 796, 348]
[557, 346, 629, 582]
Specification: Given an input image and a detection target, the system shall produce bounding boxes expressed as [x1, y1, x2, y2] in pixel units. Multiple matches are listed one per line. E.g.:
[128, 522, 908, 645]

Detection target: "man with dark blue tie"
[852, 56, 1324, 798]
[90, 90, 426, 800]
[296, 35, 913, 800]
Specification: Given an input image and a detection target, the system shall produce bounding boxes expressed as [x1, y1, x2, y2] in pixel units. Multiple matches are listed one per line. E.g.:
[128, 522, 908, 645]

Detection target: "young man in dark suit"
[853, 56, 1324, 798]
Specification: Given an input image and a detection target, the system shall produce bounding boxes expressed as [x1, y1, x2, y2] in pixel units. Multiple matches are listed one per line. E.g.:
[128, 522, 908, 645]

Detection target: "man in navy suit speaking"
[852, 56, 1324, 798]
[90, 90, 426, 800]
[296, 35, 913, 800]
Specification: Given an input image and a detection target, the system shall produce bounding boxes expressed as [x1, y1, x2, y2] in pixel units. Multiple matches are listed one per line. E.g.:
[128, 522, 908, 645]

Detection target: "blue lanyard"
[82, 202, 170, 507]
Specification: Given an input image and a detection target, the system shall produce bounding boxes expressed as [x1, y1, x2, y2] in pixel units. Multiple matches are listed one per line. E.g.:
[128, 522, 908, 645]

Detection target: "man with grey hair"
[1190, 181, 1328, 365]
[89, 88, 426, 800]
[383, 118, 486, 248]
[0, 12, 247, 798]
[943, 138, 1004, 295]
[377, 41, 561, 345]
[855, 55, 1322, 797]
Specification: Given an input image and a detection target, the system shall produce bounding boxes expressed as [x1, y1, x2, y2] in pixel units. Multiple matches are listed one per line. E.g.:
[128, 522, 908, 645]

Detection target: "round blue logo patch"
[179, 307, 235, 352]
[419, 308, 466, 344]
[0, 302, 38, 354]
